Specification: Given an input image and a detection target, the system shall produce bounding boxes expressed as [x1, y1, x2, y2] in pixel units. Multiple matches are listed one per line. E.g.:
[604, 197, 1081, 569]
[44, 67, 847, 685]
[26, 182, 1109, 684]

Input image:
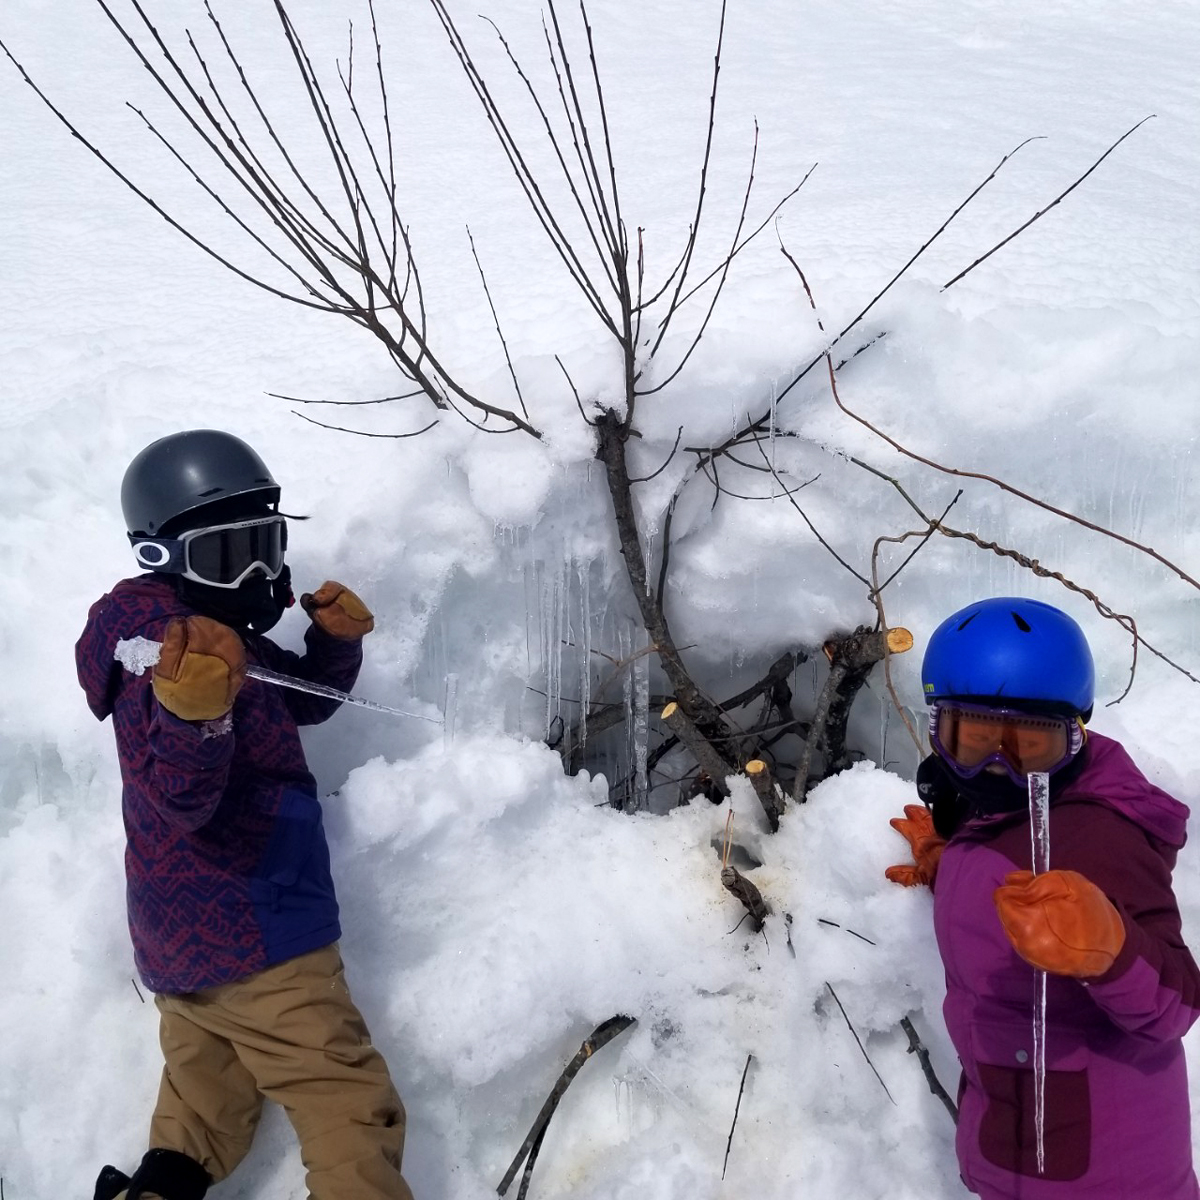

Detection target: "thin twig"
[749, 436, 868, 585]
[942, 116, 1155, 289]
[695, 135, 1041, 469]
[855, 458, 1200, 701]
[628, 426, 684, 484]
[825, 982, 895, 1105]
[817, 918, 877, 946]
[639, 113, 759, 395]
[429, 0, 615, 332]
[867, 491, 964, 756]
[646, 0, 727, 357]
[468, 226, 530, 420]
[791, 253, 1200, 705]
[722, 1054, 754, 1179]
[291, 410, 439, 438]
[817, 297, 1200, 597]
[266, 389, 425, 407]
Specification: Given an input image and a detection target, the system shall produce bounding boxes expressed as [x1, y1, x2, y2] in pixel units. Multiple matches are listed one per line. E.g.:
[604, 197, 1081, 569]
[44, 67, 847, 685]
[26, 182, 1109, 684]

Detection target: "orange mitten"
[300, 581, 375, 640]
[994, 869, 1126, 978]
[885, 803, 946, 887]
[153, 616, 246, 722]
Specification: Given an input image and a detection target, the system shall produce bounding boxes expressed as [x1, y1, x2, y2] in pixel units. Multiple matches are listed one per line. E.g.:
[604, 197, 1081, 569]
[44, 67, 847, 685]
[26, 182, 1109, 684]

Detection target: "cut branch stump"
[744, 758, 784, 831]
[793, 626, 911, 803]
[661, 701, 735, 795]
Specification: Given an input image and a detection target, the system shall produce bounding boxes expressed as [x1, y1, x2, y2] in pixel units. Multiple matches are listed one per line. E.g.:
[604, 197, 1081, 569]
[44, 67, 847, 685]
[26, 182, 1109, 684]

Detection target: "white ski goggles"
[130, 515, 287, 589]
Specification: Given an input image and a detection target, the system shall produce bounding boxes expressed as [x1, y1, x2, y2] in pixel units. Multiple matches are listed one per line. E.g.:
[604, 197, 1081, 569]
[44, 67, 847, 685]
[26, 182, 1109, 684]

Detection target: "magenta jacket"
[76, 575, 361, 994]
[933, 734, 1200, 1198]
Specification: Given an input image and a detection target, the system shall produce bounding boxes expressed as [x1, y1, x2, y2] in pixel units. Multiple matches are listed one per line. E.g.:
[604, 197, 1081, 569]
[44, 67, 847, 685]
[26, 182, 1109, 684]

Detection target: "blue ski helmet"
[921, 597, 1094, 720]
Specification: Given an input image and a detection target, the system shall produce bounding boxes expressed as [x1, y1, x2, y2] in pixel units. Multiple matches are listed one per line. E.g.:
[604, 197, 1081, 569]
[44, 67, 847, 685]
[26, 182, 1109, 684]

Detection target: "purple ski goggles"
[929, 701, 1084, 786]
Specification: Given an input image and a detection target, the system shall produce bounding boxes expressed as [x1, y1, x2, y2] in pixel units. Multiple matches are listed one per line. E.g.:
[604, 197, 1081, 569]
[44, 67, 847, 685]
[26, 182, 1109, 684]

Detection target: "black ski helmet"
[121, 430, 280, 537]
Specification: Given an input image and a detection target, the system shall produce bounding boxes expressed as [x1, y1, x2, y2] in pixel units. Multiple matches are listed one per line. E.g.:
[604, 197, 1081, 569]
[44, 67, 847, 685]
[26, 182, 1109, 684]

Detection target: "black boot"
[93, 1165, 131, 1200]
[125, 1149, 210, 1200]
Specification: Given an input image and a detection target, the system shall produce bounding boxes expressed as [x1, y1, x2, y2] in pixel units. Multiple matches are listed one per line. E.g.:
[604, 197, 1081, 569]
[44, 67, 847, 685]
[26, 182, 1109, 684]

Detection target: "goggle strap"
[129, 534, 188, 573]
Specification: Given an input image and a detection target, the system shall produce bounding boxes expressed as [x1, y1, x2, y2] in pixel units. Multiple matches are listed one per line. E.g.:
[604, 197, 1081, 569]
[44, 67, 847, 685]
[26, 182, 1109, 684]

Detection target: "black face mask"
[919, 740, 1092, 839]
[175, 564, 294, 634]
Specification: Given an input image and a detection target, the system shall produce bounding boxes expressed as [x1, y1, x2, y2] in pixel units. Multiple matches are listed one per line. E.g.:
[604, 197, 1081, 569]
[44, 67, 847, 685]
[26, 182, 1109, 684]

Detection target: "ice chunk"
[114, 636, 162, 675]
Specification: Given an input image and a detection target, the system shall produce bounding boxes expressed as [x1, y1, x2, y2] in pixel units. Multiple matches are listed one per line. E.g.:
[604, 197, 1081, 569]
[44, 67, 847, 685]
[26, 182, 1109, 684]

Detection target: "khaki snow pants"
[138, 943, 415, 1200]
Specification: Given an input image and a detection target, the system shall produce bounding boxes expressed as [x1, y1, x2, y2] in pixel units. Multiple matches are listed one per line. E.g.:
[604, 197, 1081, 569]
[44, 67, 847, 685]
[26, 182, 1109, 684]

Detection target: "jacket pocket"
[249, 790, 339, 958]
[971, 1016, 1091, 1181]
[253, 790, 320, 893]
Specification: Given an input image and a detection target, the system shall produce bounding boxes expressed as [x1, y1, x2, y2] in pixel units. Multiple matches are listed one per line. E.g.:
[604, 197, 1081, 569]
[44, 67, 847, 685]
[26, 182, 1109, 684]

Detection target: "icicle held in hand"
[1029, 769, 1051, 877]
[1028, 769, 1051, 1177]
[114, 637, 442, 724]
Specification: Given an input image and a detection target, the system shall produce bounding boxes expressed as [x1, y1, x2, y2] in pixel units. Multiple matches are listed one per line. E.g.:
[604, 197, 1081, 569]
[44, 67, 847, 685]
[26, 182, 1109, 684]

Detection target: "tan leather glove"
[153, 616, 246, 722]
[885, 803, 946, 887]
[300, 581, 375, 640]
[994, 869, 1126, 978]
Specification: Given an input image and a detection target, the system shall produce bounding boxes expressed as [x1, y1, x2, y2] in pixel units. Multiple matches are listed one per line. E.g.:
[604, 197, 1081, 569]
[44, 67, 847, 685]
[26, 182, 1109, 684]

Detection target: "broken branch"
[900, 1015, 958, 1124]
[497, 1015, 636, 1197]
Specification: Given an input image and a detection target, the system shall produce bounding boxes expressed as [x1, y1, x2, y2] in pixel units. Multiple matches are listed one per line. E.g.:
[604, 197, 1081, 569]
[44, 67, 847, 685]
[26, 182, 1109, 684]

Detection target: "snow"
[1, 0, 1199, 1197]
[114, 636, 163, 676]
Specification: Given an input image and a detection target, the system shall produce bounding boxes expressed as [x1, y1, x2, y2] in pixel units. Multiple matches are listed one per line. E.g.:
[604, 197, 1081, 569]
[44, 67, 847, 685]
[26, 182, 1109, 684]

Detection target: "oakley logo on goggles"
[130, 515, 287, 589]
[930, 701, 1083, 786]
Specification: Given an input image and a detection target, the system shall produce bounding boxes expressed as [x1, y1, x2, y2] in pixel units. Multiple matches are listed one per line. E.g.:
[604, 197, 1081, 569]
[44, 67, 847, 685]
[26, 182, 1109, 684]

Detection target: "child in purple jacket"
[888, 596, 1200, 1199]
[77, 430, 415, 1200]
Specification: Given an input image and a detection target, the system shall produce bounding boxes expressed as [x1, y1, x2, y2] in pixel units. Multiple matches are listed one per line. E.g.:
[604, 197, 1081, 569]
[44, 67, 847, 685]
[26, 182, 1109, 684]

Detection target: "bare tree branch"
[942, 116, 1155, 290]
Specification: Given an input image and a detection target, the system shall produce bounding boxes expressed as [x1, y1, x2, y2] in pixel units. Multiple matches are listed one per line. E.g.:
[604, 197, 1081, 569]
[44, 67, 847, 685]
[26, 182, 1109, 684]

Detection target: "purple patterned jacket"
[76, 574, 360, 994]
[934, 733, 1200, 1198]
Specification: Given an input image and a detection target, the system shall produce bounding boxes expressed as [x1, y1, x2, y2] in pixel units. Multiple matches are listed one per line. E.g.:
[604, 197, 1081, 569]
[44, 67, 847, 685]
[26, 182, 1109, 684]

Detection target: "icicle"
[631, 640, 650, 809]
[443, 672, 459, 748]
[535, 556, 551, 736]
[620, 622, 634, 807]
[1028, 769, 1051, 1177]
[578, 558, 592, 753]
[550, 554, 566, 732]
[114, 638, 441, 723]
[768, 377, 778, 494]
[523, 560, 534, 683]
[1029, 768, 1051, 875]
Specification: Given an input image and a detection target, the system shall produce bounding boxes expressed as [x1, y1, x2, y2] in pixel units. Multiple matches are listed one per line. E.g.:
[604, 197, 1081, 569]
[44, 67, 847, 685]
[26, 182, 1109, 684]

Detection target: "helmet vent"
[199, 486, 223, 497]
[1010, 611, 1032, 632]
[956, 613, 978, 631]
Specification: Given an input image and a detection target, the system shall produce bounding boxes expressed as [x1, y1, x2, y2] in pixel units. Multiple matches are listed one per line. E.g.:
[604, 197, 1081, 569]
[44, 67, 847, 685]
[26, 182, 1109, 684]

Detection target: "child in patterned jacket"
[77, 429, 415, 1200]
